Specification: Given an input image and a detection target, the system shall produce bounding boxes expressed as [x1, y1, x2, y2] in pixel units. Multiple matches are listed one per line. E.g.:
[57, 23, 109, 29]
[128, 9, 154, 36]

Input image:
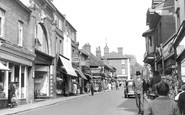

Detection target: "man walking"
[178, 84, 185, 115]
[132, 71, 144, 115]
[90, 80, 94, 96]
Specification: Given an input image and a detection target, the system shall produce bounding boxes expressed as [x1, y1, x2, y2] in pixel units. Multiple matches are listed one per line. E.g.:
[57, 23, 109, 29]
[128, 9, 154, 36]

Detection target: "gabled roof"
[102, 51, 129, 59]
[81, 49, 104, 67]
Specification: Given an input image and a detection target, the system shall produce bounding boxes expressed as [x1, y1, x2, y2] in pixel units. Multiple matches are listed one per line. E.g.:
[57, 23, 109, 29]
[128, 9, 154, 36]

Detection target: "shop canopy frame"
[0, 61, 10, 71]
[59, 56, 77, 77]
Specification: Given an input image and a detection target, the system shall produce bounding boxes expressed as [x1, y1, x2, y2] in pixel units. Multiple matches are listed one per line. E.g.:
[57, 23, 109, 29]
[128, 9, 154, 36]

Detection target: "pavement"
[0, 93, 90, 115]
[0, 91, 152, 115]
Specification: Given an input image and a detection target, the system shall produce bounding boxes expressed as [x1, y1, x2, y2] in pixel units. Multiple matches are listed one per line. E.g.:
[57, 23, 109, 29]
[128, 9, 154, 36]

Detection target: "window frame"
[0, 8, 5, 38]
[18, 21, 23, 46]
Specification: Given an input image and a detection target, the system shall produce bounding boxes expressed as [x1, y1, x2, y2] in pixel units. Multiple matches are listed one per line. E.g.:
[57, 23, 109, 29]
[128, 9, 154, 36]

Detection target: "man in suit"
[145, 81, 180, 115]
[132, 71, 144, 115]
[178, 84, 185, 115]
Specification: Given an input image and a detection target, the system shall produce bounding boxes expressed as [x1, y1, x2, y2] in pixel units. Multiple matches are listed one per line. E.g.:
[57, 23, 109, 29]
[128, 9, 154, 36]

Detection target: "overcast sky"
[53, 0, 152, 65]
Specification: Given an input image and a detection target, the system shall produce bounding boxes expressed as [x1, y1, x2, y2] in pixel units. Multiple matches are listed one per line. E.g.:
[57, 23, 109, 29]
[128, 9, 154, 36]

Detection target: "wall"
[0, 0, 33, 51]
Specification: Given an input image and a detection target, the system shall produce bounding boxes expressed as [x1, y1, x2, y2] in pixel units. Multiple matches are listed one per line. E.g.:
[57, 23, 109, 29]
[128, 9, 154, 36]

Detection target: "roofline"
[15, 0, 32, 13]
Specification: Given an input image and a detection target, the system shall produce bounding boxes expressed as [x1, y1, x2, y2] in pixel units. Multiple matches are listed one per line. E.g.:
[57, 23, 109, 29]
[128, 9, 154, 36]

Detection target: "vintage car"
[124, 79, 135, 98]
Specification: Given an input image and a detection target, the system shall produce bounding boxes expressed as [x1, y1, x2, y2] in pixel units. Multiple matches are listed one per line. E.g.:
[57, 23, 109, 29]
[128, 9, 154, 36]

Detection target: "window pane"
[18, 21, 23, 46]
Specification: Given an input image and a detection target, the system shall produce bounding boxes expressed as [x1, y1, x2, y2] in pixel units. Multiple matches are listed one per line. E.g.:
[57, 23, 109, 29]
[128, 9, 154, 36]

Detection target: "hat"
[136, 71, 141, 75]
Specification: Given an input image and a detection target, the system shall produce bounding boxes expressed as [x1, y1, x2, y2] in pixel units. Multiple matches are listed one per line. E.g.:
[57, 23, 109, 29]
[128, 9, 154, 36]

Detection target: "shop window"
[0, 71, 5, 83]
[15, 65, 19, 82]
[21, 66, 25, 87]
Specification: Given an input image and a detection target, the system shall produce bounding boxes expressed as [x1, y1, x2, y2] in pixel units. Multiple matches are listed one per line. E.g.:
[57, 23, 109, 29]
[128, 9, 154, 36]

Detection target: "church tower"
[104, 43, 109, 55]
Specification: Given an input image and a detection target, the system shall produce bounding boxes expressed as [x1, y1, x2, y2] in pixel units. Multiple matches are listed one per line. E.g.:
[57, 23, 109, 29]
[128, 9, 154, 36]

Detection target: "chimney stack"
[96, 46, 101, 58]
[82, 43, 91, 53]
[117, 47, 123, 55]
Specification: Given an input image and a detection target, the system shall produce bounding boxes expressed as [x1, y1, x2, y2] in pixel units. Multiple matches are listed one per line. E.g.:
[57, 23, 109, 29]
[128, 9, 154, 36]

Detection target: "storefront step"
[35, 96, 52, 99]
[0, 98, 8, 109]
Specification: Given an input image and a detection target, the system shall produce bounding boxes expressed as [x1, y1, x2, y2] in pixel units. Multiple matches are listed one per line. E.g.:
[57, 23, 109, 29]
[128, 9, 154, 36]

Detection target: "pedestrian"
[145, 81, 181, 115]
[116, 81, 119, 90]
[73, 82, 77, 95]
[86, 82, 90, 94]
[132, 71, 144, 115]
[8, 82, 15, 104]
[177, 84, 185, 115]
[149, 71, 161, 98]
[90, 80, 94, 96]
[108, 82, 111, 91]
[175, 83, 185, 102]
[0, 82, 5, 98]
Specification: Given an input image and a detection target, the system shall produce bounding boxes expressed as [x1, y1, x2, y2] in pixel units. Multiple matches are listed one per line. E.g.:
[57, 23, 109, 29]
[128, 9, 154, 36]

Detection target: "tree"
[125, 54, 144, 79]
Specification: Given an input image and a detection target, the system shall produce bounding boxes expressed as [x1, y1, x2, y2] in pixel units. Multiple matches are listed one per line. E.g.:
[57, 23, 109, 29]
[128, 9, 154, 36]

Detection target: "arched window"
[36, 24, 49, 54]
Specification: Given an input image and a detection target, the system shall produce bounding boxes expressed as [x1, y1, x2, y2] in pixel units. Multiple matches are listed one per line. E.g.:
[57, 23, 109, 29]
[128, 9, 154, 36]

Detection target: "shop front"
[0, 41, 35, 105]
[34, 50, 54, 99]
[58, 55, 77, 96]
[173, 21, 185, 85]
[75, 68, 87, 94]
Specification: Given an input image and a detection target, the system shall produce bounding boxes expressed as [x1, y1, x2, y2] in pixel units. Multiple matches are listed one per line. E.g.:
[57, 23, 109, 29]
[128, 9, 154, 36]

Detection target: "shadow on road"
[117, 97, 138, 114]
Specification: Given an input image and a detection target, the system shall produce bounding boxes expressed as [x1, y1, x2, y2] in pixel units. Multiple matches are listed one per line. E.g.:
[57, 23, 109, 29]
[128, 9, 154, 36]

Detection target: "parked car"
[124, 79, 135, 98]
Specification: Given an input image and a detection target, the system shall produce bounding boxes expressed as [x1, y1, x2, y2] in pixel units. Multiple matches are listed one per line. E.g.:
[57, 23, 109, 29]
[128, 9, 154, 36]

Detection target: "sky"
[53, 0, 152, 65]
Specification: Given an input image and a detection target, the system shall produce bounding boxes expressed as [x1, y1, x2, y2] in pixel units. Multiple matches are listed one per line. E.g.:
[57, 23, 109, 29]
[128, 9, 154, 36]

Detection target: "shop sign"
[72, 56, 79, 63]
[80, 61, 89, 67]
[91, 68, 101, 74]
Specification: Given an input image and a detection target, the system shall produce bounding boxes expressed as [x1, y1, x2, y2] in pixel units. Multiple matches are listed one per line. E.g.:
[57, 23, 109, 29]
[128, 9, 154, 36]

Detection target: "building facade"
[143, 0, 176, 75]
[102, 45, 130, 81]
[0, 0, 36, 104]
[0, 0, 81, 107]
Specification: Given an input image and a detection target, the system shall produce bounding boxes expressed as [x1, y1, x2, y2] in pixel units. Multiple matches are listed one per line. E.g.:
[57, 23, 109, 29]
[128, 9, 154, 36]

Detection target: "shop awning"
[75, 69, 87, 80]
[0, 62, 10, 71]
[59, 56, 77, 77]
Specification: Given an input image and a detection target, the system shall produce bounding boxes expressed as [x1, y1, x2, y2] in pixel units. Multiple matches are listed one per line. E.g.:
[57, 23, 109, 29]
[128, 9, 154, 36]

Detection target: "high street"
[14, 90, 138, 115]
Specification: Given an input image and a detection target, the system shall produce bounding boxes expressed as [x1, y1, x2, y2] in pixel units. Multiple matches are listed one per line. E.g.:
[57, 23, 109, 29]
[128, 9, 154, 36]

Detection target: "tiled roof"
[89, 52, 104, 66]
[81, 49, 104, 67]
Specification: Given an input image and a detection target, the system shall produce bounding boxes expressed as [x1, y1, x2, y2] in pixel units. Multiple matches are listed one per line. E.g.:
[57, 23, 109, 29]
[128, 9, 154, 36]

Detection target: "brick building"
[0, 0, 35, 105]
[102, 44, 130, 81]
[142, 0, 176, 75]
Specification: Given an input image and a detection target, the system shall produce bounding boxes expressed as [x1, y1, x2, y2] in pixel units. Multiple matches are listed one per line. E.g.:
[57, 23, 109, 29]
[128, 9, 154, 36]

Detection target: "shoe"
[140, 111, 144, 115]
[138, 111, 141, 114]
